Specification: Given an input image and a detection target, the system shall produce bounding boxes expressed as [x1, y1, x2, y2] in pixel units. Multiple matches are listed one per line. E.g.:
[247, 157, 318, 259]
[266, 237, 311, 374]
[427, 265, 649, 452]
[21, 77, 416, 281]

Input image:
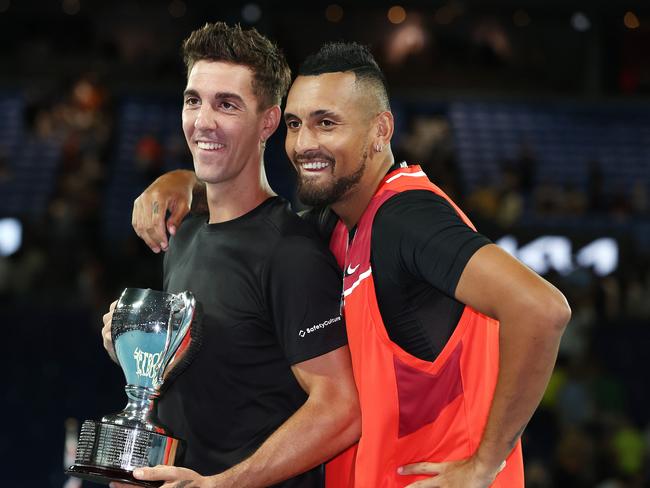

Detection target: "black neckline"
[202, 196, 281, 231]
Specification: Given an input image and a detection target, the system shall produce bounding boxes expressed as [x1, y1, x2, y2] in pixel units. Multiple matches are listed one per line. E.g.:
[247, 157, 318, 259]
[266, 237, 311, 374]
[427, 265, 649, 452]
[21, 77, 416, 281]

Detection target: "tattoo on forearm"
[508, 424, 527, 449]
[152, 201, 159, 215]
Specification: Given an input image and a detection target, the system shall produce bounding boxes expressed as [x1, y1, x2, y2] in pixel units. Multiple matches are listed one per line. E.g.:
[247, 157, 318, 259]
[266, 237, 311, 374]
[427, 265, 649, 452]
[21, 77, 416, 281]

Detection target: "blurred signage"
[0, 218, 22, 257]
[497, 235, 618, 276]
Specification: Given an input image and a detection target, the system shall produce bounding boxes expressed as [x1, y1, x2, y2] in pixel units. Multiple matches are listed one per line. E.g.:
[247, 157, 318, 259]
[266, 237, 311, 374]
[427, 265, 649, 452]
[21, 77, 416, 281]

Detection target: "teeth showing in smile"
[197, 141, 224, 150]
[301, 161, 330, 170]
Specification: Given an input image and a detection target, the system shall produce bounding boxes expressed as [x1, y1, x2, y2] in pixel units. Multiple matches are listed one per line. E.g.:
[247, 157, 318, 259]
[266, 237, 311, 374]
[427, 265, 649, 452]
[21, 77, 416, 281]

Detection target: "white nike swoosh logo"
[346, 263, 360, 275]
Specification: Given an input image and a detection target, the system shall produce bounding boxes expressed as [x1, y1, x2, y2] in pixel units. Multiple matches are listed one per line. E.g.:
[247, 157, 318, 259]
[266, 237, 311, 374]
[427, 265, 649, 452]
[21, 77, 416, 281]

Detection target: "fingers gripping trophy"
[67, 288, 201, 487]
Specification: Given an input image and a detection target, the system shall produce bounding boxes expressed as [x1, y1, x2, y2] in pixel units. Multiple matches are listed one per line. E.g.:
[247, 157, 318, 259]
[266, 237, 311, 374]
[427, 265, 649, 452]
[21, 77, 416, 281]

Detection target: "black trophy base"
[66, 464, 162, 487]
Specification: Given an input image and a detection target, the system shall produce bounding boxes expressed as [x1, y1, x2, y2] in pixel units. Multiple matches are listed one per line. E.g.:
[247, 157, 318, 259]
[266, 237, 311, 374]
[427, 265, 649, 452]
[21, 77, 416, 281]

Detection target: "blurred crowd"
[1, 75, 163, 316]
[1, 76, 649, 487]
[397, 114, 650, 227]
[395, 115, 650, 487]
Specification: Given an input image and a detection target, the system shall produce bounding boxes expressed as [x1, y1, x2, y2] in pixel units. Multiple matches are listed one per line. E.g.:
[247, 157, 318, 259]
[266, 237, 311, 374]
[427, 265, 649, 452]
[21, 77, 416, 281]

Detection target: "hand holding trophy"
[67, 288, 200, 487]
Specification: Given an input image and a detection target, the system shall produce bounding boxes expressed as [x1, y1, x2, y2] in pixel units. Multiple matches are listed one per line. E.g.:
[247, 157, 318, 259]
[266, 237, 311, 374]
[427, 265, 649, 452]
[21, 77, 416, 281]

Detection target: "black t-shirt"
[304, 189, 491, 362]
[161, 197, 346, 487]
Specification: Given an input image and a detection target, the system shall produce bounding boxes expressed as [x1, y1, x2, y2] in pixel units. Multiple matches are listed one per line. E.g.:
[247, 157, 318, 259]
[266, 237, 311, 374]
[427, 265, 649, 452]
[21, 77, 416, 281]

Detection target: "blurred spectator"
[556, 361, 595, 428]
[534, 178, 565, 215]
[609, 185, 633, 221]
[465, 178, 500, 221]
[135, 134, 164, 179]
[558, 293, 595, 360]
[624, 267, 650, 319]
[9, 242, 47, 300]
[594, 275, 622, 321]
[471, 18, 513, 66]
[554, 426, 596, 487]
[610, 417, 646, 480]
[564, 183, 588, 216]
[525, 459, 553, 488]
[72, 76, 106, 114]
[495, 162, 523, 228]
[397, 115, 461, 199]
[589, 365, 627, 420]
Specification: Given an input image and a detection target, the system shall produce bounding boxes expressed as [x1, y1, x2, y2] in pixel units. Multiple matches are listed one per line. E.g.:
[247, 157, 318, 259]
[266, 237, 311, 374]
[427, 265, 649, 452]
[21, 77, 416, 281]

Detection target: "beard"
[296, 150, 368, 207]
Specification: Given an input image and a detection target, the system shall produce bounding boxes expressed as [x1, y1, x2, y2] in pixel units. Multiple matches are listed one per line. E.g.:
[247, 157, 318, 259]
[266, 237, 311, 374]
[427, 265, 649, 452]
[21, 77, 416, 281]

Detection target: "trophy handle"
[160, 291, 197, 383]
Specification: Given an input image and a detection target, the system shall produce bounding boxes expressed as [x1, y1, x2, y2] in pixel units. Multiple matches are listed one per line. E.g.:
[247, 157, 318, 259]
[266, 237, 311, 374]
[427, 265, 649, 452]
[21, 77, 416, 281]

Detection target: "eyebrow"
[183, 89, 247, 107]
[284, 109, 338, 121]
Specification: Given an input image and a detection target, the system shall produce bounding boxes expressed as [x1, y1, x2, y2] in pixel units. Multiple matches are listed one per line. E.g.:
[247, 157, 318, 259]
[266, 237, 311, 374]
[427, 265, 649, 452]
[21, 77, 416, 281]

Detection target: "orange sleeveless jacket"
[325, 165, 524, 488]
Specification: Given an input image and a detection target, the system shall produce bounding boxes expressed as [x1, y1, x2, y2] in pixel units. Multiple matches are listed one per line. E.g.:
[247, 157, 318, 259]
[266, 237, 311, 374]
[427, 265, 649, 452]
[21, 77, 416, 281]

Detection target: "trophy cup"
[66, 288, 200, 487]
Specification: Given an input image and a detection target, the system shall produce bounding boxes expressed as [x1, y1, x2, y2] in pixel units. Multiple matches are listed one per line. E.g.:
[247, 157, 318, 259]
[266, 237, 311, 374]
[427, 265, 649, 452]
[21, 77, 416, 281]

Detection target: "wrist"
[209, 461, 249, 488]
[474, 449, 506, 477]
[205, 473, 222, 488]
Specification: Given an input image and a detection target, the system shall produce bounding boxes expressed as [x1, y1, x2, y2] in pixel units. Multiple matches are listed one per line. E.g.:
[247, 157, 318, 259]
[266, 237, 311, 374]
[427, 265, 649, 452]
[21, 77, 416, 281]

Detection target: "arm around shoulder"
[132, 169, 204, 252]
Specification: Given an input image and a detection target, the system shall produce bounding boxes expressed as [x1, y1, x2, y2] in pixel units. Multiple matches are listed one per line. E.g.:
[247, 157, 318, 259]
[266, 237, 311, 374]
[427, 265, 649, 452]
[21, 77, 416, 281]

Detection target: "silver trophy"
[66, 288, 200, 487]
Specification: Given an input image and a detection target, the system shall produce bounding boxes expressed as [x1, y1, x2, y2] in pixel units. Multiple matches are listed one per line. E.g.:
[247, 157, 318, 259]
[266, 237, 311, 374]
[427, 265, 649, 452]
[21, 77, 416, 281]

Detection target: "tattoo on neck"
[153, 201, 159, 215]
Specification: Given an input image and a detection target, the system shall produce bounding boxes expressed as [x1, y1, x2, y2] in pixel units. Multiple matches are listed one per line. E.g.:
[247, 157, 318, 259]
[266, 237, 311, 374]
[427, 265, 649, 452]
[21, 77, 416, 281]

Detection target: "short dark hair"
[298, 42, 390, 110]
[182, 22, 291, 109]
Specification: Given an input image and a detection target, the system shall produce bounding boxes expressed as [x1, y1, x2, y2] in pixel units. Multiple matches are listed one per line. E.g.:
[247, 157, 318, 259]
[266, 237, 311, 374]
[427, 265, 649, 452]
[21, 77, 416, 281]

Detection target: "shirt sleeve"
[373, 190, 492, 298]
[264, 235, 347, 365]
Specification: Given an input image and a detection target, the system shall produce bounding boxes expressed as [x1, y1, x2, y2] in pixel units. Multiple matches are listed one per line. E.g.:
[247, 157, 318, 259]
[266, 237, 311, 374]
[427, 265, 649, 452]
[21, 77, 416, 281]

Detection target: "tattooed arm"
[131, 170, 205, 253]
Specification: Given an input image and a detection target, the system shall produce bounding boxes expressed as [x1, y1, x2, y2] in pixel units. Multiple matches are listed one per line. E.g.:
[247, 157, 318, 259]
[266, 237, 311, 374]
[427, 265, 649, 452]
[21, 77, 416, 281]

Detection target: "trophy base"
[67, 420, 182, 487]
[66, 464, 162, 487]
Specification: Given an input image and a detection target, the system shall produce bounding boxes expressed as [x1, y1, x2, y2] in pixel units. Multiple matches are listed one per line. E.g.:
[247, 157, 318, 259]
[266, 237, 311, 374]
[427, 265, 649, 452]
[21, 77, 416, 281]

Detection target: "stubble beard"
[297, 150, 368, 207]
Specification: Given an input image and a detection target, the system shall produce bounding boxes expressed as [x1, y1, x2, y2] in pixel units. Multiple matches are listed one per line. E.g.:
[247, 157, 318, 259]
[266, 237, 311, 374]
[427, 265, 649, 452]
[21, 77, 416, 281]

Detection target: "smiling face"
[284, 72, 377, 207]
[182, 60, 269, 186]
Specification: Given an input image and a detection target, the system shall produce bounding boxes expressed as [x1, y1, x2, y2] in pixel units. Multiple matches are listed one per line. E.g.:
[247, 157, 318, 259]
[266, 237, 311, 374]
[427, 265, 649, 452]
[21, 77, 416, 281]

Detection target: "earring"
[261, 140, 267, 148]
[375, 144, 382, 152]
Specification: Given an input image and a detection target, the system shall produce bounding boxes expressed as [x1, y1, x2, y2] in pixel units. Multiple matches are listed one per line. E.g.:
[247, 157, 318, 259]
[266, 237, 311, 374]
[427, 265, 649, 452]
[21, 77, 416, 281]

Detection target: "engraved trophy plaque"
[66, 288, 200, 487]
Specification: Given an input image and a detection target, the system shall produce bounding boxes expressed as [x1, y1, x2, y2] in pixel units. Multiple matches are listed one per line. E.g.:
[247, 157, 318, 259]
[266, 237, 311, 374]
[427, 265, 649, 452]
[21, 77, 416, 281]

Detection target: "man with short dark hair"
[103, 25, 360, 488]
[132, 42, 570, 488]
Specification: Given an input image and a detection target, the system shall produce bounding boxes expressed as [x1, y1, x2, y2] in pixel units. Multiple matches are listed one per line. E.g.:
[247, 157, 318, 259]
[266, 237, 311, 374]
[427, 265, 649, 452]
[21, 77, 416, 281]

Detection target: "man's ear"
[260, 105, 282, 143]
[374, 110, 394, 148]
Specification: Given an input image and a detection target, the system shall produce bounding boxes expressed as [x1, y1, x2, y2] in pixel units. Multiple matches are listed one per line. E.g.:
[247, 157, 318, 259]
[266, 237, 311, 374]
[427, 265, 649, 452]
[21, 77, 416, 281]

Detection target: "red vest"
[325, 165, 524, 487]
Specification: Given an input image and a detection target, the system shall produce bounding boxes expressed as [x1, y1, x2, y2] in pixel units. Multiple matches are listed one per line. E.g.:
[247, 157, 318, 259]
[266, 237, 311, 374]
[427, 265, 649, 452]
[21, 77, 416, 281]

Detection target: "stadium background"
[0, 0, 648, 486]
